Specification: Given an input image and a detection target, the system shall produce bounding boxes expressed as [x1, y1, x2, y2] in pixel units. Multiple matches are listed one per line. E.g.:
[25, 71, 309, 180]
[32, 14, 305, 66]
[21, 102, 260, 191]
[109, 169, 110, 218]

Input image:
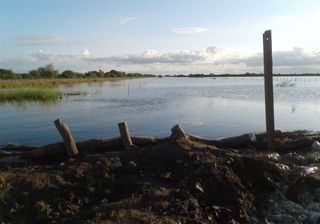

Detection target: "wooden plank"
[263, 30, 275, 150]
[118, 122, 133, 150]
[54, 119, 79, 157]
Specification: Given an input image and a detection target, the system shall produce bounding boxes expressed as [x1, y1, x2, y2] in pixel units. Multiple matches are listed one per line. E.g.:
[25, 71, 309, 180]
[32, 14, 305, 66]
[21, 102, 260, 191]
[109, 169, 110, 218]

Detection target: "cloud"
[17, 34, 65, 45]
[27, 50, 88, 63]
[216, 47, 320, 67]
[81, 49, 90, 58]
[86, 49, 207, 64]
[172, 27, 209, 34]
[120, 17, 136, 25]
[2, 46, 320, 74]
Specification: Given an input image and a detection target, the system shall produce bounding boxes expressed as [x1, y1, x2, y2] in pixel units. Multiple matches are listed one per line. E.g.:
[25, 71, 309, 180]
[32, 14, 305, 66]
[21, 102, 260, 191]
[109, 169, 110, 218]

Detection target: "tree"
[61, 70, 76, 78]
[37, 64, 58, 78]
[0, 69, 17, 79]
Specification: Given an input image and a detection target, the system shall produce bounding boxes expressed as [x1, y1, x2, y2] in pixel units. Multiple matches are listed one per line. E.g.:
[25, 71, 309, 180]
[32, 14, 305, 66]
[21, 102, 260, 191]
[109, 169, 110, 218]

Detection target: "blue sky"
[1, 0, 320, 74]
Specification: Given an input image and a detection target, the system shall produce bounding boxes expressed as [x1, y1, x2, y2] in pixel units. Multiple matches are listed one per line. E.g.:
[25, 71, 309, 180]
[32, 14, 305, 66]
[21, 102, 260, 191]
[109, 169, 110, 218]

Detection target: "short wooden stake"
[170, 124, 188, 140]
[263, 30, 275, 150]
[118, 122, 133, 150]
[54, 119, 79, 157]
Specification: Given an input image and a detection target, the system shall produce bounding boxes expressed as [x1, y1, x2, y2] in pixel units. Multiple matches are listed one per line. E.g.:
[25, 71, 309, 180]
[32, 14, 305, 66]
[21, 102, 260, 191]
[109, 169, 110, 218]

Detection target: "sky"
[1, 0, 320, 75]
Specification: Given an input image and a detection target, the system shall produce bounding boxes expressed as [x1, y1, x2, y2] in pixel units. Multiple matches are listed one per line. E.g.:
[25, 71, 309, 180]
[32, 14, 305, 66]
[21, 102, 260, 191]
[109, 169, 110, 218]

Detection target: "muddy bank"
[1, 131, 320, 223]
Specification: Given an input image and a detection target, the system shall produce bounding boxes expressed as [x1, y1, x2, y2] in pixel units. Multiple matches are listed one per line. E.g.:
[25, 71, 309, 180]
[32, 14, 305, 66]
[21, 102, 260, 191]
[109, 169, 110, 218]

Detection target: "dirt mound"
[0, 138, 320, 223]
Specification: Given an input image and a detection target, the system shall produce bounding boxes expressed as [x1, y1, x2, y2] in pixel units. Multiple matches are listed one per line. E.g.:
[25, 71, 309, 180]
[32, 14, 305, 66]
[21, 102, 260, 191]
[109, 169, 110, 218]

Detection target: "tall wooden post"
[263, 30, 275, 150]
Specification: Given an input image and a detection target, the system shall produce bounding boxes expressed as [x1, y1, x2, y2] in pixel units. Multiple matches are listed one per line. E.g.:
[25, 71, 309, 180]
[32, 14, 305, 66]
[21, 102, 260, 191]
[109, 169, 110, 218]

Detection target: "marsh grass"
[0, 88, 61, 102]
[276, 80, 296, 88]
[0, 77, 141, 89]
[0, 77, 139, 102]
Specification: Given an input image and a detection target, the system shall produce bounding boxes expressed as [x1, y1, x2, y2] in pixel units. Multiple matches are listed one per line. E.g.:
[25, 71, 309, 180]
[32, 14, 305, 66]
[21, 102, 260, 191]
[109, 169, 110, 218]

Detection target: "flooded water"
[1, 76, 320, 146]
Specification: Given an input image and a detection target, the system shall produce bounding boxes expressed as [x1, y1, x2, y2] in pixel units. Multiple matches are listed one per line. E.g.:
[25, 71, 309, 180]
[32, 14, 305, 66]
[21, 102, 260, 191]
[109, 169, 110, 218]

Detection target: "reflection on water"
[2, 77, 320, 146]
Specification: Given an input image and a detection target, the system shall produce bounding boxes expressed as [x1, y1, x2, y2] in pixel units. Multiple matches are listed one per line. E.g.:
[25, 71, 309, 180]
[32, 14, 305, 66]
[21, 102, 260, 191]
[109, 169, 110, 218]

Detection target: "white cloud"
[17, 34, 65, 45]
[172, 27, 209, 34]
[120, 17, 136, 25]
[87, 49, 207, 64]
[81, 49, 90, 58]
[216, 47, 320, 68]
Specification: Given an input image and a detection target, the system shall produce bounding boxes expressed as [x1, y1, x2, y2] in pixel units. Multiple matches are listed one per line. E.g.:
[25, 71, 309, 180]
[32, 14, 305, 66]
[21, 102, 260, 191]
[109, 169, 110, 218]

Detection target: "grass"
[0, 76, 146, 103]
[0, 77, 144, 89]
[276, 80, 296, 88]
[0, 87, 61, 103]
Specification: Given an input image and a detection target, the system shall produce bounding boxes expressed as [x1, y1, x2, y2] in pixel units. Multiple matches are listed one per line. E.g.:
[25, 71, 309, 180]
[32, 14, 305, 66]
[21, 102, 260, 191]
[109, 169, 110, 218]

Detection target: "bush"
[0, 69, 19, 79]
[61, 70, 76, 78]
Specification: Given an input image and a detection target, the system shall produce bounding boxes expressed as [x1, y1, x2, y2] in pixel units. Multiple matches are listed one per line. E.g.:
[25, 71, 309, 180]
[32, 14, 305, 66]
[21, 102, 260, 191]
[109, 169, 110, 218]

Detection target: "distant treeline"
[167, 72, 320, 78]
[0, 64, 155, 80]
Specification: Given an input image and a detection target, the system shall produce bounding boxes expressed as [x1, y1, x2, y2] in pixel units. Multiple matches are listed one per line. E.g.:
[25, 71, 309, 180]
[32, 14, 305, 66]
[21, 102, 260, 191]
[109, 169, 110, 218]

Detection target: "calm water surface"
[1, 77, 320, 146]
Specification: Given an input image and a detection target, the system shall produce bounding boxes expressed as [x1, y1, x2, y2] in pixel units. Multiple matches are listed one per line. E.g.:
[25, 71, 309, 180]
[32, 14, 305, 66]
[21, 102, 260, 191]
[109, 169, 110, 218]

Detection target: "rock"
[195, 182, 204, 193]
[266, 153, 280, 162]
[34, 201, 52, 221]
[159, 172, 171, 179]
[312, 141, 320, 150]
[307, 203, 320, 212]
[101, 198, 108, 204]
[127, 161, 137, 168]
[267, 214, 296, 223]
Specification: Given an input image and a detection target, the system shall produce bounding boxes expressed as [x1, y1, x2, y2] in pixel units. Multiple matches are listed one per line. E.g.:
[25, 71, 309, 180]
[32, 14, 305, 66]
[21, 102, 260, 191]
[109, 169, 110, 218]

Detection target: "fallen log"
[216, 134, 256, 148]
[189, 131, 282, 148]
[31, 136, 167, 158]
[282, 137, 313, 151]
[188, 133, 254, 148]
[188, 134, 218, 145]
[131, 136, 168, 145]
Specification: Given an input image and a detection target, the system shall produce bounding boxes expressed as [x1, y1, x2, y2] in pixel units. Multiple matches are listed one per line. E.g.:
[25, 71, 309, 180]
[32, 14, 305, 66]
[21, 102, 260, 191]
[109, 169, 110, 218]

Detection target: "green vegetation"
[0, 64, 153, 102]
[276, 80, 296, 87]
[0, 64, 154, 80]
[0, 87, 61, 103]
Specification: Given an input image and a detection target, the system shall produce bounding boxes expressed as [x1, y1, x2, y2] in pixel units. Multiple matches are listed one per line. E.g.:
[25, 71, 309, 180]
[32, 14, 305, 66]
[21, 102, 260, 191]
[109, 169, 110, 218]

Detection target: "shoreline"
[1, 125, 320, 223]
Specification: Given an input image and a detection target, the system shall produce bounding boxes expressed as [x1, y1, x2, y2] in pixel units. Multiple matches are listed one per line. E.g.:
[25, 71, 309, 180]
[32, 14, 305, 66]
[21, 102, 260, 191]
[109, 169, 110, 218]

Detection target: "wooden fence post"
[54, 119, 79, 157]
[170, 124, 188, 140]
[118, 122, 133, 150]
[263, 30, 275, 150]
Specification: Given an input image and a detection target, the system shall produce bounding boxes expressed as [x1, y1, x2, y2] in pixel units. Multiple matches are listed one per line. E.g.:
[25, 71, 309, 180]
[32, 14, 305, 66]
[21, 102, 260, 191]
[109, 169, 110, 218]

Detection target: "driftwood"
[118, 122, 134, 150]
[188, 134, 253, 148]
[171, 124, 188, 140]
[2, 123, 319, 163]
[188, 134, 218, 145]
[189, 130, 282, 148]
[283, 137, 313, 151]
[216, 134, 255, 148]
[54, 119, 79, 157]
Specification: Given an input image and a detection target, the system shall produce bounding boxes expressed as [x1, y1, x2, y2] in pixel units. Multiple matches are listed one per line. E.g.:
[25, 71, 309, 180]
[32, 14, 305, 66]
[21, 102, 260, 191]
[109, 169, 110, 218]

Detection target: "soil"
[0, 136, 320, 223]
